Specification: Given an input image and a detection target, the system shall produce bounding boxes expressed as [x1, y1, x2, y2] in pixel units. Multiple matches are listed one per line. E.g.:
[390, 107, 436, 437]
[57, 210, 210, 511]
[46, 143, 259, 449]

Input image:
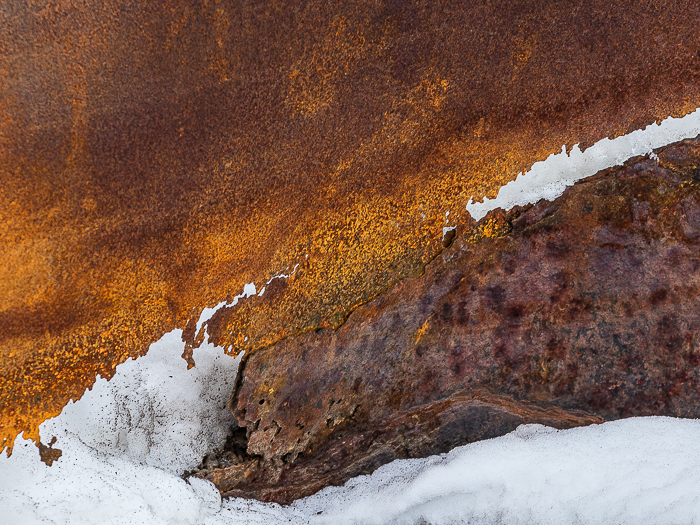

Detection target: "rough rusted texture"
[4, 0, 700, 450]
[205, 138, 700, 503]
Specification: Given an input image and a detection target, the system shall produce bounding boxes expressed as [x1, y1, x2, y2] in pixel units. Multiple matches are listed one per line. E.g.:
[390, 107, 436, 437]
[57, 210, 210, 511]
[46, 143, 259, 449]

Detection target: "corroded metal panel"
[2, 0, 700, 450]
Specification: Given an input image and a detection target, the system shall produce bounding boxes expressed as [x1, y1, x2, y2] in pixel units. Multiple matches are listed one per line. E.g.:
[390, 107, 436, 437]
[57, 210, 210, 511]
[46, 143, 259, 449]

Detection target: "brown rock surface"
[200, 138, 700, 503]
[4, 0, 700, 451]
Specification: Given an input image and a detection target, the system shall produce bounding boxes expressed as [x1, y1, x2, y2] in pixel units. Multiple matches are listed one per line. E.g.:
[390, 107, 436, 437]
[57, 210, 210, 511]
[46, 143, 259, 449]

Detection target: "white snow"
[4, 112, 700, 524]
[0, 331, 241, 525]
[258, 263, 300, 297]
[196, 263, 302, 334]
[442, 210, 457, 240]
[2, 332, 700, 525]
[293, 418, 700, 525]
[194, 283, 257, 341]
[195, 302, 227, 338]
[44, 330, 242, 474]
[466, 108, 700, 220]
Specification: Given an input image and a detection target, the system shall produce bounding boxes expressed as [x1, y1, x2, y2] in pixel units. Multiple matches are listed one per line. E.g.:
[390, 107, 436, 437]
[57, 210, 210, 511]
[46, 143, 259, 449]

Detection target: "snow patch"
[196, 263, 302, 336]
[6, 412, 700, 524]
[258, 264, 300, 297]
[466, 109, 700, 220]
[0, 331, 240, 524]
[194, 283, 257, 341]
[195, 301, 227, 336]
[40, 330, 242, 474]
[293, 418, 700, 525]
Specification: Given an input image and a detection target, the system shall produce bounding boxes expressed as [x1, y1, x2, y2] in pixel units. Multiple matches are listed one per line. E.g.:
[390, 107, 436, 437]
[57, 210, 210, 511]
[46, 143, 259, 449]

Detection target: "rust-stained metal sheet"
[2, 0, 700, 451]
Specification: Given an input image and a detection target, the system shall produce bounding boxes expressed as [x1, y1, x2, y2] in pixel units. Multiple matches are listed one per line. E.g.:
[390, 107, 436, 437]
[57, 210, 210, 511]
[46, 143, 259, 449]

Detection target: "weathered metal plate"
[2, 0, 700, 450]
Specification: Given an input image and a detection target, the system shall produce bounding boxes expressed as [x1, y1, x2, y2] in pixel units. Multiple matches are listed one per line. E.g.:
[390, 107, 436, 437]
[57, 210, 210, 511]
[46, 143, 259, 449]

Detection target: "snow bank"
[0, 331, 241, 524]
[294, 418, 700, 525]
[6, 395, 700, 525]
[46, 330, 242, 474]
[3, 304, 700, 525]
[466, 108, 700, 220]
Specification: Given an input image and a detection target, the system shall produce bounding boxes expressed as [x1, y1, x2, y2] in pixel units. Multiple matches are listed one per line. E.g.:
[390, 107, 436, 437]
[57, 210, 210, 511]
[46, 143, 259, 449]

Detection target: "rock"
[199, 138, 700, 503]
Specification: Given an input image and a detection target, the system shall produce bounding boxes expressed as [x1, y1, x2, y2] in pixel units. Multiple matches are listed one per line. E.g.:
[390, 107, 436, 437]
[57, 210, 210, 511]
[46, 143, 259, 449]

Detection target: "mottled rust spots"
[3, 0, 700, 451]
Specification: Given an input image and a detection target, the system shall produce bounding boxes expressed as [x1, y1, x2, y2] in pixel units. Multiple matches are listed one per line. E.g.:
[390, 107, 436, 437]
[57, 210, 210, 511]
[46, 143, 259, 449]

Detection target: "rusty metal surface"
[2, 0, 700, 451]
